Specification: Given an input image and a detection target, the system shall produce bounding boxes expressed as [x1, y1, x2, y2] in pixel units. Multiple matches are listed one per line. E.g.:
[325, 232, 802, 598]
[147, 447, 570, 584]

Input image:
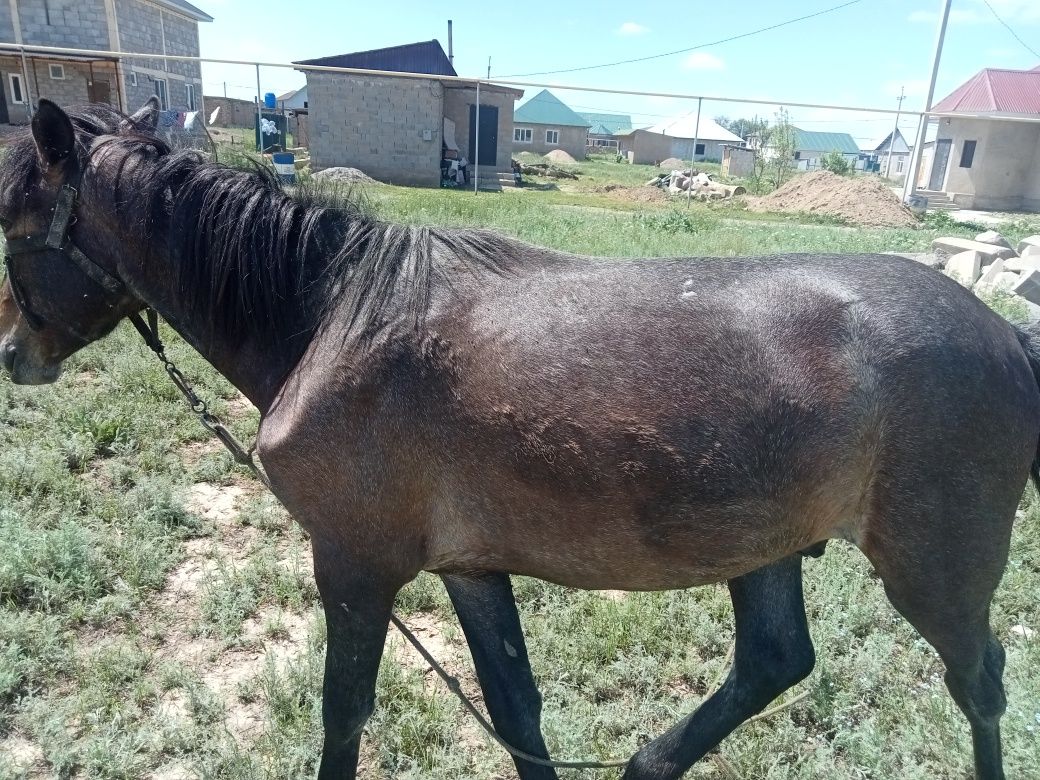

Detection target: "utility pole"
[223, 80, 227, 98]
[487, 56, 491, 79]
[906, 0, 952, 201]
[885, 86, 904, 179]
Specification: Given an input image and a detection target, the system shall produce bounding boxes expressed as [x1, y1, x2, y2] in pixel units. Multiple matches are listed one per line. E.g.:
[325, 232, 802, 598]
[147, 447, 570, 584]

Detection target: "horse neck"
[99, 171, 312, 414]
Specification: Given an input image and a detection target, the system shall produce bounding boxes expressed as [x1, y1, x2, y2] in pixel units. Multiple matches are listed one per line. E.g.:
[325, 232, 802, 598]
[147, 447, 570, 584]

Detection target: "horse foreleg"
[442, 572, 559, 780]
[623, 555, 815, 780]
[312, 542, 399, 780]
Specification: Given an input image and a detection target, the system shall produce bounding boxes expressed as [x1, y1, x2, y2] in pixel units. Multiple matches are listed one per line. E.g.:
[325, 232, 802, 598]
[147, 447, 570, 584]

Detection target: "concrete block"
[945, 250, 982, 286]
[974, 231, 1012, 250]
[1022, 244, 1040, 257]
[1005, 255, 1040, 273]
[977, 258, 1005, 286]
[1017, 235, 1040, 255]
[932, 236, 1016, 262]
[975, 271, 1020, 295]
[1013, 269, 1040, 306]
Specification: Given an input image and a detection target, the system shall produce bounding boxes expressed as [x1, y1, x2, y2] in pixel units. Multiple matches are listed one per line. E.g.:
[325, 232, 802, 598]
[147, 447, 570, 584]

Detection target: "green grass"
[3, 170, 1040, 779]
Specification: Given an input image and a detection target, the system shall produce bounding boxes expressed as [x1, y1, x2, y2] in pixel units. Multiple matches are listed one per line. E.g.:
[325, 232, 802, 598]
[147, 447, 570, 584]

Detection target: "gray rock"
[884, 251, 943, 269]
[974, 230, 1013, 251]
[945, 250, 982, 286]
[1016, 235, 1040, 255]
[1013, 269, 1040, 306]
[932, 236, 1016, 262]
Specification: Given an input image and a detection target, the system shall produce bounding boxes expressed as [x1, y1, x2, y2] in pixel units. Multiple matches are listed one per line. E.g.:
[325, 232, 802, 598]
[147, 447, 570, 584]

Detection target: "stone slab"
[945, 250, 982, 286]
[1013, 269, 1040, 306]
[975, 271, 1020, 295]
[977, 258, 1005, 286]
[975, 230, 1013, 250]
[1016, 235, 1040, 255]
[931, 237, 1016, 262]
[1005, 255, 1040, 273]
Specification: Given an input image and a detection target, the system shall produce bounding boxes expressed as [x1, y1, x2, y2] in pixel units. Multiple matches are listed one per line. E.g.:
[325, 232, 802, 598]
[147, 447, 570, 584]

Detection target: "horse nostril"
[0, 343, 15, 373]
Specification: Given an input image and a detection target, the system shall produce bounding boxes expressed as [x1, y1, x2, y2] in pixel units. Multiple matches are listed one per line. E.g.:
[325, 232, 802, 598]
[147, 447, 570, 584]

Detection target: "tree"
[765, 108, 796, 190]
[715, 115, 769, 142]
[821, 149, 852, 175]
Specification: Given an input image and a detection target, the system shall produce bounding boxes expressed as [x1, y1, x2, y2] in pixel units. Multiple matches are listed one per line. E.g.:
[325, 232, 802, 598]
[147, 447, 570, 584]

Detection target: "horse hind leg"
[863, 500, 1015, 780]
[623, 555, 815, 780]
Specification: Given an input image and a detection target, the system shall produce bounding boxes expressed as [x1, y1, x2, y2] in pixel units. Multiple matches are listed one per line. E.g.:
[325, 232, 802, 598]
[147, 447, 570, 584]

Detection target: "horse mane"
[1, 104, 520, 349]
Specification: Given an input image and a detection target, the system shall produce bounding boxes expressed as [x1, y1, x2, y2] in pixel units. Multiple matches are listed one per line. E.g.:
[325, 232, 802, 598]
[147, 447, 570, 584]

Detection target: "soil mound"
[747, 170, 916, 228]
[596, 184, 668, 203]
[312, 167, 380, 184]
[544, 149, 578, 164]
[659, 157, 686, 170]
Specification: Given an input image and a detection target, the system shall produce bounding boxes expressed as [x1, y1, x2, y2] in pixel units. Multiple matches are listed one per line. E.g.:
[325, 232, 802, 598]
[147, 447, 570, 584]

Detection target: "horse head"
[0, 97, 159, 384]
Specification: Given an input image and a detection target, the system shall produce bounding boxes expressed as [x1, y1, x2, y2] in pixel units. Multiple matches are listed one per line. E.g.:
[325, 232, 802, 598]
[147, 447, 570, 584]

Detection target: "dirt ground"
[594, 184, 668, 203]
[747, 170, 918, 228]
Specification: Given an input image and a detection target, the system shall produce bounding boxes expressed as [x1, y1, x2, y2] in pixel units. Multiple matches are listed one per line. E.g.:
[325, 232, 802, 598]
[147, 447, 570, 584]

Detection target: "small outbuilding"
[512, 90, 590, 160]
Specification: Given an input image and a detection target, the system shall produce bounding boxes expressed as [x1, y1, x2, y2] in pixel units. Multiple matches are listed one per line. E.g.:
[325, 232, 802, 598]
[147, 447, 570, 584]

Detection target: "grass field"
[3, 156, 1040, 779]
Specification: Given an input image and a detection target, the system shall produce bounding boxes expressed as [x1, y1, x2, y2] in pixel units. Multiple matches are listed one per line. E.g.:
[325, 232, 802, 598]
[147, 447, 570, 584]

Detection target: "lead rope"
[131, 311, 798, 773]
[130, 309, 630, 771]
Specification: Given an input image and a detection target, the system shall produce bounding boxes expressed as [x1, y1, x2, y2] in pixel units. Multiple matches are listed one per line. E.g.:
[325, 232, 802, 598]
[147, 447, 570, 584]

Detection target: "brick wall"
[0, 56, 117, 124]
[442, 85, 518, 172]
[116, 0, 202, 112]
[307, 73, 443, 187]
[17, 0, 109, 49]
[204, 95, 258, 127]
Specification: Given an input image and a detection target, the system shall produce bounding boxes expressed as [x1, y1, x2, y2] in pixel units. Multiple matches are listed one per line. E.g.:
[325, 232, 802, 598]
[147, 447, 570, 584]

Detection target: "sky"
[196, 0, 1040, 149]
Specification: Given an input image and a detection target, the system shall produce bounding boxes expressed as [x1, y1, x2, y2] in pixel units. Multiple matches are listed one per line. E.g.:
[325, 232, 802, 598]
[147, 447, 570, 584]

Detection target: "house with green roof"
[513, 89, 591, 159]
[579, 112, 632, 151]
[775, 128, 860, 171]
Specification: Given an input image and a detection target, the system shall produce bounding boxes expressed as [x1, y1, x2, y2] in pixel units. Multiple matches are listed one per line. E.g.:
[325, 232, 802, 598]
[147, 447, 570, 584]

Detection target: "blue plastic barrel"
[272, 152, 295, 184]
[263, 92, 276, 109]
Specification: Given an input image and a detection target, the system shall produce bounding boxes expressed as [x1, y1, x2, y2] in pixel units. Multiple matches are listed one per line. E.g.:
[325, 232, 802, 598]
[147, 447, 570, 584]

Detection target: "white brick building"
[0, 0, 211, 124]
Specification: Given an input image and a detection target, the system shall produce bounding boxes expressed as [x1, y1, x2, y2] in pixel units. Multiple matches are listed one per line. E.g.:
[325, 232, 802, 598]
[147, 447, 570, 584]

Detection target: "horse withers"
[1, 98, 1038, 780]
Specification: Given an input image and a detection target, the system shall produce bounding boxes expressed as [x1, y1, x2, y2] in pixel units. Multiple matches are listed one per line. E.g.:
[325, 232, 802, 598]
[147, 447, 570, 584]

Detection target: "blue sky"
[197, 0, 1040, 148]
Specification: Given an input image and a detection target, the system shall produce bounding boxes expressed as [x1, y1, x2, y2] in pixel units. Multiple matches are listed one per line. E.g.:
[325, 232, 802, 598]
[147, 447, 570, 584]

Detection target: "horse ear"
[31, 99, 75, 169]
[122, 96, 160, 131]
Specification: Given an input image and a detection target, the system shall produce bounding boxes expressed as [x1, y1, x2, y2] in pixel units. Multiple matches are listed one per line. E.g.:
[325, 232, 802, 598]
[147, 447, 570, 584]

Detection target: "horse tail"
[1015, 324, 1040, 490]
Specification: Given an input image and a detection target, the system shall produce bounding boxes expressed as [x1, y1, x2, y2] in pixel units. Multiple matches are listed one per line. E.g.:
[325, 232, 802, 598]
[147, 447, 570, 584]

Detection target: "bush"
[821, 150, 852, 175]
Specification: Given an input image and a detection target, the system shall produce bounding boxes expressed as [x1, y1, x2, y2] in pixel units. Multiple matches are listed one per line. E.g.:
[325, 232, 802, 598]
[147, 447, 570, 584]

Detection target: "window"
[513, 127, 532, 143]
[794, 151, 801, 160]
[153, 78, 168, 110]
[895, 158, 904, 173]
[129, 71, 137, 87]
[695, 143, 705, 156]
[185, 83, 196, 111]
[959, 140, 977, 168]
[545, 129, 559, 145]
[8, 73, 24, 104]
[48, 63, 64, 80]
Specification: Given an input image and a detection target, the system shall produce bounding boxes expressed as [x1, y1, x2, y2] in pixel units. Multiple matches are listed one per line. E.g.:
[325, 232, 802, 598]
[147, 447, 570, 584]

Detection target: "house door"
[88, 80, 111, 105]
[0, 81, 8, 124]
[468, 104, 498, 167]
[928, 139, 952, 191]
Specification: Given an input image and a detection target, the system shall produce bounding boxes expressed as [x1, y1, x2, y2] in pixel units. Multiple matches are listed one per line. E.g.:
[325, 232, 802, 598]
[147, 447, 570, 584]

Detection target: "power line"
[499, 0, 866, 78]
[982, 0, 1040, 59]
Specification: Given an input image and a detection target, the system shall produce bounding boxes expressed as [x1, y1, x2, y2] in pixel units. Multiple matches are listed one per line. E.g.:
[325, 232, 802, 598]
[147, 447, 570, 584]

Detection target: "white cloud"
[682, 52, 725, 70]
[617, 22, 649, 35]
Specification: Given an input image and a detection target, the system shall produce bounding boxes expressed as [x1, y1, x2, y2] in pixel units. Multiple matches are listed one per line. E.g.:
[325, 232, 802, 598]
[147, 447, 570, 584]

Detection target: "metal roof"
[155, 0, 212, 22]
[514, 90, 590, 127]
[579, 112, 632, 135]
[296, 40, 456, 77]
[931, 67, 1040, 114]
[791, 128, 860, 154]
[645, 114, 743, 143]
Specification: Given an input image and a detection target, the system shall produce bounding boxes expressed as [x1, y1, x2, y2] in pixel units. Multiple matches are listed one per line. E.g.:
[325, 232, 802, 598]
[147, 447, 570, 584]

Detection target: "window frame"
[185, 82, 196, 111]
[8, 72, 25, 104]
[129, 71, 138, 87]
[153, 78, 169, 110]
[545, 128, 559, 145]
[513, 127, 532, 143]
[959, 140, 977, 169]
[48, 63, 65, 80]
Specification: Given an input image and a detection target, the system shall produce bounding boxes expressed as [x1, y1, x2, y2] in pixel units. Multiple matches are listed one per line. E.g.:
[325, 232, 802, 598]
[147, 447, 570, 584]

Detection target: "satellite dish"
[208, 105, 221, 125]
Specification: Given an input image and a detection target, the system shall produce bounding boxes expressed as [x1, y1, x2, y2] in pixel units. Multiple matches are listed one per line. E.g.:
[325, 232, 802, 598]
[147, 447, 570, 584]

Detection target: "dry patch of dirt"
[746, 170, 917, 228]
[0, 733, 46, 777]
[544, 149, 578, 164]
[595, 184, 667, 203]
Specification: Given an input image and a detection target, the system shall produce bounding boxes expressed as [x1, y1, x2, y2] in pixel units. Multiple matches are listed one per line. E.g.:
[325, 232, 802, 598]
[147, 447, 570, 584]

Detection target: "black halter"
[3, 164, 126, 337]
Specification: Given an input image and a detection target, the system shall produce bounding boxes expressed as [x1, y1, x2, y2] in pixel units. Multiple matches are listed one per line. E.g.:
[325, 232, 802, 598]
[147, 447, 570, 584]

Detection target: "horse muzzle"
[0, 339, 62, 385]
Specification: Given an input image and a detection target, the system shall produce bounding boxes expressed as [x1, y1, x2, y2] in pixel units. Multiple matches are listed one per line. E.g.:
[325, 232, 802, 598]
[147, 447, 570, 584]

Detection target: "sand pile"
[544, 149, 578, 164]
[659, 157, 687, 169]
[312, 167, 380, 184]
[747, 170, 916, 228]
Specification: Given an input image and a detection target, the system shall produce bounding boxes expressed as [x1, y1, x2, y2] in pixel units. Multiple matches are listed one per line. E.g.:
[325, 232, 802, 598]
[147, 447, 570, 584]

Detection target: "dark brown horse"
[2, 99, 1039, 780]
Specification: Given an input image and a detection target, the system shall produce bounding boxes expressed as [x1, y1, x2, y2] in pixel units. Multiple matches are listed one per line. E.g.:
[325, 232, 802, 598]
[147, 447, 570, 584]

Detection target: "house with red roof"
[920, 65, 1040, 211]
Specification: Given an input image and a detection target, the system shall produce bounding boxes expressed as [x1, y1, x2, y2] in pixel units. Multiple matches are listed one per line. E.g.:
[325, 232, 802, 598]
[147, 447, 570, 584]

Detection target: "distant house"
[0, 0, 211, 124]
[921, 65, 1040, 211]
[296, 40, 523, 187]
[634, 114, 745, 162]
[580, 112, 632, 150]
[775, 128, 860, 170]
[277, 86, 308, 111]
[857, 128, 912, 180]
[513, 90, 590, 159]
